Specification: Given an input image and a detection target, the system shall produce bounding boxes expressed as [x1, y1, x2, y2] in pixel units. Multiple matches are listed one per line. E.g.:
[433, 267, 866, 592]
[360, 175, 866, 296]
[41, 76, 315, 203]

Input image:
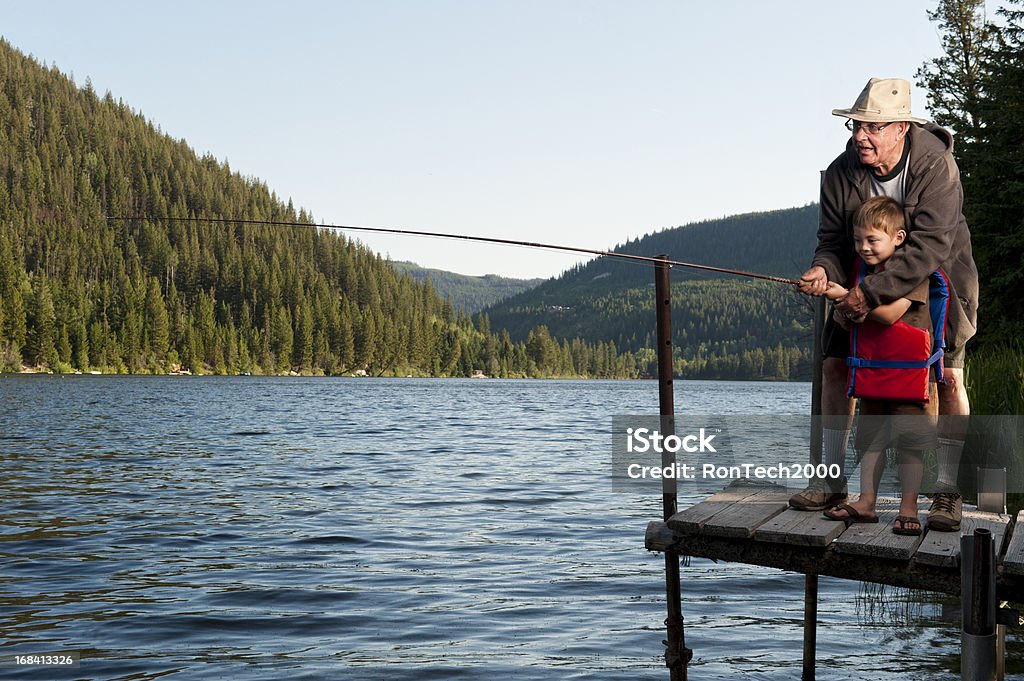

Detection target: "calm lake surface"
[1, 376, 1020, 680]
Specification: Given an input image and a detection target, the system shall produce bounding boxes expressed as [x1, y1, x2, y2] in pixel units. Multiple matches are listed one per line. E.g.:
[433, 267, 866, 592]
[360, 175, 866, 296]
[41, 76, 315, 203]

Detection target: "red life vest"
[846, 261, 949, 402]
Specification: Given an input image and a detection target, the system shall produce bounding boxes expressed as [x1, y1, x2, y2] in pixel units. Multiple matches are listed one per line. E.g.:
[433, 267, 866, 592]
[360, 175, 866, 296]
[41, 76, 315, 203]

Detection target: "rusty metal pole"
[803, 296, 826, 681]
[655, 255, 689, 680]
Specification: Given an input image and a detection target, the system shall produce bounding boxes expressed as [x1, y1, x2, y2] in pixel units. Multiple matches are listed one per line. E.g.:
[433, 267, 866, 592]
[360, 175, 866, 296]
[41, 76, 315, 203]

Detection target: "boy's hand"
[836, 285, 870, 322]
[799, 266, 828, 296]
[823, 281, 849, 301]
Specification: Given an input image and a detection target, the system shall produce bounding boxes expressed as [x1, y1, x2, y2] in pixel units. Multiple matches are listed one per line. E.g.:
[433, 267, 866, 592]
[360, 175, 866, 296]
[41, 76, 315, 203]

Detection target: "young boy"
[821, 196, 939, 536]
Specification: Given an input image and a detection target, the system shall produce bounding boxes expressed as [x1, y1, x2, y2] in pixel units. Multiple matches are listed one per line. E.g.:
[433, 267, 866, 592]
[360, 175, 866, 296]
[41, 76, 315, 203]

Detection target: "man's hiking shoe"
[789, 478, 847, 512]
[927, 491, 963, 532]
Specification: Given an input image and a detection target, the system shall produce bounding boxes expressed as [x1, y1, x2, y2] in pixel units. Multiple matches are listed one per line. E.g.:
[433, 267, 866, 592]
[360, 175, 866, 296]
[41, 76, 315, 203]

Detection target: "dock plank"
[667, 484, 781, 535]
[1003, 512, 1024, 575]
[753, 507, 845, 546]
[914, 508, 1011, 568]
[698, 487, 791, 539]
[832, 498, 927, 560]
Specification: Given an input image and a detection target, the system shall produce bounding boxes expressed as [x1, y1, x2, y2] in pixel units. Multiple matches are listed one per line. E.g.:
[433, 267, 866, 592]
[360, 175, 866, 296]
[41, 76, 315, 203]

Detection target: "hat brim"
[832, 107, 929, 125]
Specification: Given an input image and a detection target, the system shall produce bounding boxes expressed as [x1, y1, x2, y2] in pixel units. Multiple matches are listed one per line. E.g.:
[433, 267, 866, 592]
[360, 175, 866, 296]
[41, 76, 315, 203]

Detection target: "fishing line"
[107, 215, 802, 287]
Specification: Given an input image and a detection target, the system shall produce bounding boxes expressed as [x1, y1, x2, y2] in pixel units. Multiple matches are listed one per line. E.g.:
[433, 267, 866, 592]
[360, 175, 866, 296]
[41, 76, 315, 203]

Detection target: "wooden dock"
[646, 481, 1024, 679]
[646, 482, 1024, 599]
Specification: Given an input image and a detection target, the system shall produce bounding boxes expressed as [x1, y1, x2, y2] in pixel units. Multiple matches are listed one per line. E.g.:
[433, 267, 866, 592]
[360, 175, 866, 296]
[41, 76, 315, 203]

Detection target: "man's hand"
[836, 285, 869, 323]
[799, 266, 828, 296]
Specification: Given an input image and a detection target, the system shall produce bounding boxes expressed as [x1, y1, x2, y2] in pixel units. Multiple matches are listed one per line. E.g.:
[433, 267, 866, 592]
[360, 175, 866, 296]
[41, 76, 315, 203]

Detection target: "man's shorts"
[822, 309, 965, 369]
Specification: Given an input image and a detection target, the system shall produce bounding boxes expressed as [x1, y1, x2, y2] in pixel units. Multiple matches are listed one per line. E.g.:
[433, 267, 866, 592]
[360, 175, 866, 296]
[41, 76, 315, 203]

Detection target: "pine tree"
[145, 276, 170, 362]
[272, 304, 293, 373]
[26, 276, 57, 368]
[915, 0, 991, 143]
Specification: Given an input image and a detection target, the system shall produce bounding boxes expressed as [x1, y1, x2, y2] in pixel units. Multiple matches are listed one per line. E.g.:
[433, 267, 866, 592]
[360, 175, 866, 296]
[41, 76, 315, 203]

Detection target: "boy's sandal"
[823, 503, 879, 524]
[893, 515, 923, 536]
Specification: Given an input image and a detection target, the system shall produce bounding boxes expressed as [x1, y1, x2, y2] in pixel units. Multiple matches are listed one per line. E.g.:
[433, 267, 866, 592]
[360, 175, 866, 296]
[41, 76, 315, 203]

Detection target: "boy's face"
[853, 223, 906, 266]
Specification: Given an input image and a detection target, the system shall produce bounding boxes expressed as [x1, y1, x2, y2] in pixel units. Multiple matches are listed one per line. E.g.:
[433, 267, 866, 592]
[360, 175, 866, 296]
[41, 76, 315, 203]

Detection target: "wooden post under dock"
[646, 483, 1024, 676]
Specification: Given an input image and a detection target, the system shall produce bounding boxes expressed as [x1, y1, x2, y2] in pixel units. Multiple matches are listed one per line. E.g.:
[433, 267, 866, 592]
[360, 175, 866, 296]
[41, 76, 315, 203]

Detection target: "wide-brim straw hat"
[832, 77, 928, 124]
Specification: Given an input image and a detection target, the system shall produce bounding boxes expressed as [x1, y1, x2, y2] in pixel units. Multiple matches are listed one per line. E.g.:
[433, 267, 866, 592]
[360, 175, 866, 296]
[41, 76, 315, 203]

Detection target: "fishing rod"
[107, 215, 802, 287]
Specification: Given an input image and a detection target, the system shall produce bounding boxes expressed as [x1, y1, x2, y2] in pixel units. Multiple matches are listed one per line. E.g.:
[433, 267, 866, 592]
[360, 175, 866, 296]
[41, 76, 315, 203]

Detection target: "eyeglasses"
[845, 120, 892, 135]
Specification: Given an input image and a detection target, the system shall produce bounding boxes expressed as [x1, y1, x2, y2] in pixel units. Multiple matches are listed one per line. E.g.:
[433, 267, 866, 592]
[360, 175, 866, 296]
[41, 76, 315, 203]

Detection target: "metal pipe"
[810, 297, 825, 463]
[962, 528, 997, 681]
[655, 255, 688, 680]
[656, 255, 677, 522]
[803, 573, 818, 681]
[802, 297, 825, 681]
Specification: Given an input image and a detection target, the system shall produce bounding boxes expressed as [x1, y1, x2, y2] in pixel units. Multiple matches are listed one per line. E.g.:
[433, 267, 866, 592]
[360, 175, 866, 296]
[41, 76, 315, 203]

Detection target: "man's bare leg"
[789, 357, 856, 511]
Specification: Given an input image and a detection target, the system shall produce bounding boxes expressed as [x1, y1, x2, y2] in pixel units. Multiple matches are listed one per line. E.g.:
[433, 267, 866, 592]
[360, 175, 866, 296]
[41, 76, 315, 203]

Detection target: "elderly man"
[789, 77, 978, 532]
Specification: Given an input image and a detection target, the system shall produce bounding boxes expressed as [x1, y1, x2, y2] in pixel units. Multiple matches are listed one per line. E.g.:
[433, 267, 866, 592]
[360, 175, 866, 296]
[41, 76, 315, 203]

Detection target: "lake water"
[0, 376, 1019, 680]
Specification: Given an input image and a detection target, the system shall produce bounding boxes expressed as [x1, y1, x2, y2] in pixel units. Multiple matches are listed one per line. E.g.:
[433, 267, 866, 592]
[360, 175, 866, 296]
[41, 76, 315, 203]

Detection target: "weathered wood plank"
[698, 487, 791, 539]
[832, 498, 927, 560]
[753, 508, 846, 547]
[978, 511, 1012, 557]
[667, 484, 782, 534]
[1003, 512, 1024, 576]
[915, 508, 1012, 568]
[645, 520, 678, 552]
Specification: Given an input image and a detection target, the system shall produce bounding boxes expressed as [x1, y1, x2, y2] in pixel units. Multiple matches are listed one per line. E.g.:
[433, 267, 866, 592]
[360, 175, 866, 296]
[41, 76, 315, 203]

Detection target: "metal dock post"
[655, 255, 690, 679]
[962, 528, 997, 680]
[803, 295, 826, 680]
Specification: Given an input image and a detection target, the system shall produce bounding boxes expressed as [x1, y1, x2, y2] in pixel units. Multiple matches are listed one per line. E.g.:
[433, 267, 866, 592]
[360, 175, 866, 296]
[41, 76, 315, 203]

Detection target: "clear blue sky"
[2, 1, 973, 278]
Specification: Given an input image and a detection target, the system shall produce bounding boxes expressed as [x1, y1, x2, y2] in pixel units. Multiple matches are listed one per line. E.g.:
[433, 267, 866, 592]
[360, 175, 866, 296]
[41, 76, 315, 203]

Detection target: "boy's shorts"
[855, 399, 939, 454]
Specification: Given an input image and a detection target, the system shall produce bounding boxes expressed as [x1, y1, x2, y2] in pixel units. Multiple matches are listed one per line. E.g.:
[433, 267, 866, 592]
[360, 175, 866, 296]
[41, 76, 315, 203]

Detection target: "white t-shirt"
[869, 147, 910, 205]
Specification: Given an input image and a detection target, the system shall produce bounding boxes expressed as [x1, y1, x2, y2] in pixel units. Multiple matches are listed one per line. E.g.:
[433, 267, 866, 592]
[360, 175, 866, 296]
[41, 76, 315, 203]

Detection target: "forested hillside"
[0, 40, 638, 378]
[485, 206, 820, 380]
[388, 261, 543, 313]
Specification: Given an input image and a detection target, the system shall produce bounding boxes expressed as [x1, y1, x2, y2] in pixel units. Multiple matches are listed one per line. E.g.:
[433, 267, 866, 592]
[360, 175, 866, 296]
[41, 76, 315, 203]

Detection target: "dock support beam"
[655, 255, 689, 680]
[802, 296, 826, 681]
[803, 573, 818, 681]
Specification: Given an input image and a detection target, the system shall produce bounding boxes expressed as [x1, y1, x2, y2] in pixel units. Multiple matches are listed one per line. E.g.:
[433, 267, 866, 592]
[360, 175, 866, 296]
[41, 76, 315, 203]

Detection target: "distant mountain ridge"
[388, 261, 543, 313]
[484, 205, 821, 380]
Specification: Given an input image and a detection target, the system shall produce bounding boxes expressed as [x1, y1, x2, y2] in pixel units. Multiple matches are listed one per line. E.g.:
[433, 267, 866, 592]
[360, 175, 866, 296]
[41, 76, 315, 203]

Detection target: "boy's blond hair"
[854, 195, 905, 237]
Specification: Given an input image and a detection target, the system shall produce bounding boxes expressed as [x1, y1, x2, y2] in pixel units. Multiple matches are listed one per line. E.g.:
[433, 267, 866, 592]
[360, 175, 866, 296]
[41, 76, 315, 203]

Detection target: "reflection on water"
[0, 376, 1019, 679]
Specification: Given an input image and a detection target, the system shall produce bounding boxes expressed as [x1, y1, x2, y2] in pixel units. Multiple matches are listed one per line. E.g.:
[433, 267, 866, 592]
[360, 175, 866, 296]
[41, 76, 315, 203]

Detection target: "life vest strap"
[847, 349, 944, 370]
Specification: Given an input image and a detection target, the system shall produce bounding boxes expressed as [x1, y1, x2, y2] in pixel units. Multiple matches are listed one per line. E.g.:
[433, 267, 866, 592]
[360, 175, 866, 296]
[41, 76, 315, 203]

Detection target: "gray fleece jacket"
[814, 122, 979, 350]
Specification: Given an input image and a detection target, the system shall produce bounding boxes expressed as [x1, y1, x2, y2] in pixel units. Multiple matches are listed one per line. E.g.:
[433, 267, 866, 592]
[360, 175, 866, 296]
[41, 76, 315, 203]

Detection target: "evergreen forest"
[0, 40, 638, 378]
